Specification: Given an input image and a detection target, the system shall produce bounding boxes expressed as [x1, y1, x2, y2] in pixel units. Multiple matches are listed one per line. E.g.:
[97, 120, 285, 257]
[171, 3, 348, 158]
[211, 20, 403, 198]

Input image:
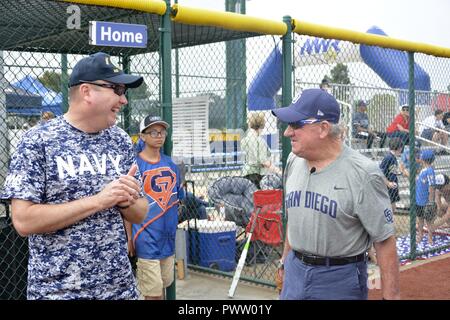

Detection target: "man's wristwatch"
[277, 259, 284, 270]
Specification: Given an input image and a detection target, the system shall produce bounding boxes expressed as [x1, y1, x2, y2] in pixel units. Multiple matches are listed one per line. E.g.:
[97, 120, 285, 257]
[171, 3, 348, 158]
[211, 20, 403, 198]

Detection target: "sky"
[178, 0, 450, 49]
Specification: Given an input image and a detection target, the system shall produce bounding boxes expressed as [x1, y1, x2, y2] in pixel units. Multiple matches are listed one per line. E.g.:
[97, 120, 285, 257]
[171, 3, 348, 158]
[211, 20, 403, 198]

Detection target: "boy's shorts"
[136, 255, 175, 298]
[416, 205, 436, 222]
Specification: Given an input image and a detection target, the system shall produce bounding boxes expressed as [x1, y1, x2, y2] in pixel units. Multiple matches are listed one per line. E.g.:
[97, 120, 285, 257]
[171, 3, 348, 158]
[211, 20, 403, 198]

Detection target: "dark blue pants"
[280, 250, 368, 300]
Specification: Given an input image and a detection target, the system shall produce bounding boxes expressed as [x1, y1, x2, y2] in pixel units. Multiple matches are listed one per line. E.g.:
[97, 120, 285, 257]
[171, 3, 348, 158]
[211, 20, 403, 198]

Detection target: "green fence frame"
[0, 0, 449, 299]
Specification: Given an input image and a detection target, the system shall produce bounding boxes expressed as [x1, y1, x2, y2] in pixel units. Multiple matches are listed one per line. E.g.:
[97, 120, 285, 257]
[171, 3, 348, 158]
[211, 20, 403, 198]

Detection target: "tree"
[38, 71, 61, 92]
[127, 81, 150, 100]
[328, 63, 351, 102]
[330, 63, 351, 84]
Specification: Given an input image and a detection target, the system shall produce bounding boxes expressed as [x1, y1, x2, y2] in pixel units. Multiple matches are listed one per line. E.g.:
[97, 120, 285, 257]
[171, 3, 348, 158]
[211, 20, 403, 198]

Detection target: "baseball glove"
[275, 269, 283, 294]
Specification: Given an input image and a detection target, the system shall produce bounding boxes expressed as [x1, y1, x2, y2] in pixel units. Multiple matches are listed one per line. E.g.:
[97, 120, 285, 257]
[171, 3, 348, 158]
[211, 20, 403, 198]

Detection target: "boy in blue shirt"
[380, 138, 403, 215]
[125, 114, 184, 300]
[415, 149, 437, 245]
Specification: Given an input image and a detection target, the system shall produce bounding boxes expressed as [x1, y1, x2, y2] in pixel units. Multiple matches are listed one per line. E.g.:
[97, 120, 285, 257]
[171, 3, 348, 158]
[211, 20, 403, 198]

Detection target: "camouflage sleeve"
[2, 129, 46, 203]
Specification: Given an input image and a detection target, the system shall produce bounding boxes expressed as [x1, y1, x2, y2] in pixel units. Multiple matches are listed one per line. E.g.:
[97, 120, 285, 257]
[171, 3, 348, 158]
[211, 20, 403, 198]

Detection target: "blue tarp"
[5, 84, 43, 116]
[12, 76, 63, 116]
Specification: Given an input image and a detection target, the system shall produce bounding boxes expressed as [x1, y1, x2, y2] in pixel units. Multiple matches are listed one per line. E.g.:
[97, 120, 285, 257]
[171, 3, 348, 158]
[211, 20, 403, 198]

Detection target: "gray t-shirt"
[284, 145, 395, 257]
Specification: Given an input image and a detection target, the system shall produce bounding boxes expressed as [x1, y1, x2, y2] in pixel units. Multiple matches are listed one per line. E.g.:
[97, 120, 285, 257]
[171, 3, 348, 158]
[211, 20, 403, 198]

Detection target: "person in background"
[380, 138, 403, 216]
[319, 78, 332, 94]
[40, 111, 55, 123]
[419, 110, 449, 155]
[434, 174, 450, 229]
[1, 52, 148, 299]
[385, 104, 411, 149]
[352, 100, 378, 149]
[126, 114, 184, 300]
[442, 111, 450, 131]
[241, 112, 281, 188]
[399, 141, 421, 178]
[415, 150, 437, 245]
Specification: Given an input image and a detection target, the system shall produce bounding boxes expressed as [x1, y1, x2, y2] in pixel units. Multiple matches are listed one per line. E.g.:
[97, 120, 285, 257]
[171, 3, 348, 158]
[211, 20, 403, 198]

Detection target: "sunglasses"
[288, 119, 327, 130]
[142, 129, 167, 138]
[79, 80, 127, 96]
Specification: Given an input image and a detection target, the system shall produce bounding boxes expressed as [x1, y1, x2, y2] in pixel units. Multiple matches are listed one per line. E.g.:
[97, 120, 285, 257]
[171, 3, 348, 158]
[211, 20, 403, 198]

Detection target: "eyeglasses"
[79, 81, 127, 96]
[288, 119, 326, 130]
[142, 129, 167, 138]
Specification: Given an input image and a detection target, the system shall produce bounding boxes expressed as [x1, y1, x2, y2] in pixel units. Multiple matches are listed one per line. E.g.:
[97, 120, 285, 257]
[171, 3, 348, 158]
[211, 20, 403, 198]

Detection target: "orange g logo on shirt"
[142, 167, 177, 210]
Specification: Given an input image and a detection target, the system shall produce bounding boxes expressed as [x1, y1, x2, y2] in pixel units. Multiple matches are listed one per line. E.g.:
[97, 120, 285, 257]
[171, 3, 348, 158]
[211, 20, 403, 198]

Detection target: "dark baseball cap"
[271, 88, 340, 124]
[357, 100, 367, 107]
[69, 52, 143, 88]
[140, 115, 169, 133]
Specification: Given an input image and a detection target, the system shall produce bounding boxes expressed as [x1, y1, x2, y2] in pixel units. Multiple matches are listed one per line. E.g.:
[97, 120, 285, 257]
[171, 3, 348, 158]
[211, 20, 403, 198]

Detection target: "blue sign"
[89, 21, 147, 48]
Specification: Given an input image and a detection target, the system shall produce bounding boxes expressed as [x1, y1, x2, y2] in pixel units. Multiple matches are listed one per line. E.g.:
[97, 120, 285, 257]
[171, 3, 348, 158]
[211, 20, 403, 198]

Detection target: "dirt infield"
[369, 254, 450, 300]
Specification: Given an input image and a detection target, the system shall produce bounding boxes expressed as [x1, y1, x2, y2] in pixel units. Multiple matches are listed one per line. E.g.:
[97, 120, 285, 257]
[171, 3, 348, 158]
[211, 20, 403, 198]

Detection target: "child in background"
[380, 138, 403, 215]
[126, 114, 185, 300]
[415, 150, 437, 245]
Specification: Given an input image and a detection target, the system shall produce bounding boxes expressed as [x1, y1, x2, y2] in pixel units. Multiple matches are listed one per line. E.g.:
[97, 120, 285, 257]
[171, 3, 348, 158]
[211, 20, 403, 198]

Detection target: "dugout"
[1, 0, 450, 298]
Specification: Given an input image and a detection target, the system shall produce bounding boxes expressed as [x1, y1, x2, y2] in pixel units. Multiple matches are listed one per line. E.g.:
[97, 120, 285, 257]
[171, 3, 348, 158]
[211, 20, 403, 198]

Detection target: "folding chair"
[244, 189, 283, 277]
[207, 176, 258, 227]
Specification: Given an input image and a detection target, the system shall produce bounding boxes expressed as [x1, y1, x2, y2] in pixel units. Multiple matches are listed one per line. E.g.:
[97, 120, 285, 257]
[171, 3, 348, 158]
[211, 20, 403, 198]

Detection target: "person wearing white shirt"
[419, 110, 448, 155]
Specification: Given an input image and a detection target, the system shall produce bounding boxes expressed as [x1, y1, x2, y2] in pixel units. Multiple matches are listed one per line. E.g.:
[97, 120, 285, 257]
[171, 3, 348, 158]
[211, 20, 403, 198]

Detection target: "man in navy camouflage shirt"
[1, 52, 148, 299]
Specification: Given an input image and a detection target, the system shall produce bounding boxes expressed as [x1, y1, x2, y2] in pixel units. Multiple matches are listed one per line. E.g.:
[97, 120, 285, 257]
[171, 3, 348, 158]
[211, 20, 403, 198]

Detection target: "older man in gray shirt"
[272, 89, 400, 300]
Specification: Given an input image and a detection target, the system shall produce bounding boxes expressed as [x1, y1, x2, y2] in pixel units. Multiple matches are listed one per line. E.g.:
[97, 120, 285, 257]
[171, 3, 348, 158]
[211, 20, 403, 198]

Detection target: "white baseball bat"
[228, 207, 262, 298]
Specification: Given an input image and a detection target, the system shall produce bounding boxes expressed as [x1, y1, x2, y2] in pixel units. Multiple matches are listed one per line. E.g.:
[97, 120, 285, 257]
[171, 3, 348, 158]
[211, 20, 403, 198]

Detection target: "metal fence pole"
[281, 16, 293, 236]
[161, 0, 175, 300]
[407, 51, 417, 260]
[161, 1, 173, 157]
[281, 16, 292, 166]
[122, 55, 132, 134]
[0, 50, 8, 209]
[225, 0, 246, 130]
[60, 54, 69, 113]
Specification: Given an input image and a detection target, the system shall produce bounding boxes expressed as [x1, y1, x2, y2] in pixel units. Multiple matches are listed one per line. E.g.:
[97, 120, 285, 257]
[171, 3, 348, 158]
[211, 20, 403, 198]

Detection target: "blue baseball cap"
[271, 89, 340, 124]
[69, 52, 143, 88]
[420, 149, 435, 162]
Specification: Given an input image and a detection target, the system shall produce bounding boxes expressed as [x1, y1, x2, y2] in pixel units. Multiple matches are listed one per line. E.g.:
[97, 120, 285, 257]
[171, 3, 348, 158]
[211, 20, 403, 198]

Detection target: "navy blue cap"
[69, 52, 143, 88]
[420, 149, 435, 162]
[272, 89, 340, 124]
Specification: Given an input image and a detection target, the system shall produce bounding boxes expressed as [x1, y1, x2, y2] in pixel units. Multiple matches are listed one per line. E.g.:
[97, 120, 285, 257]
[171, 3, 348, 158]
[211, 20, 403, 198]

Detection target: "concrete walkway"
[175, 270, 279, 300]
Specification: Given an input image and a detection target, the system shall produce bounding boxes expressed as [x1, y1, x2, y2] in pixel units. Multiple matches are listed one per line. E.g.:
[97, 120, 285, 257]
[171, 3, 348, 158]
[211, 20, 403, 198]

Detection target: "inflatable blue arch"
[247, 26, 430, 110]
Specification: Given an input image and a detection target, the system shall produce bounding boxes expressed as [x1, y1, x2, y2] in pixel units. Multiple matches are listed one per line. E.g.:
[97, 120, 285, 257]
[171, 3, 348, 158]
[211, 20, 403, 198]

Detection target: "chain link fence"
[292, 34, 450, 262]
[1, 0, 449, 299]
